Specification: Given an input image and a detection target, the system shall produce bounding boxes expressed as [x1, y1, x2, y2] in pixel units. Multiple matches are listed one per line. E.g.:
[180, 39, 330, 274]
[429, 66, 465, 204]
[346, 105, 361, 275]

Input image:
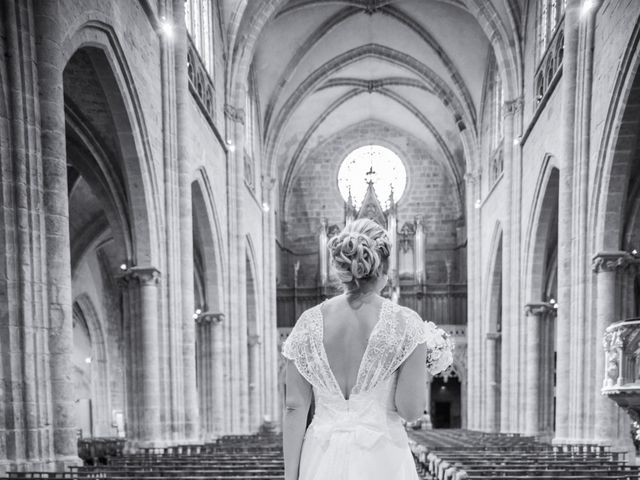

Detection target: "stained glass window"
[537, 0, 565, 63]
[185, 0, 214, 75]
[338, 146, 407, 210]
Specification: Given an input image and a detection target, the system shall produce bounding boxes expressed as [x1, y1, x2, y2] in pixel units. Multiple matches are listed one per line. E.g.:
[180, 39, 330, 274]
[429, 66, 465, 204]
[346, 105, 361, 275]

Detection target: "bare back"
[320, 294, 386, 400]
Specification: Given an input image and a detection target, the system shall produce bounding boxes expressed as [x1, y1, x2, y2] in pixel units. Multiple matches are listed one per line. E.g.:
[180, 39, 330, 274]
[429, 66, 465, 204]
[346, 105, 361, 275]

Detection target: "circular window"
[337, 145, 407, 210]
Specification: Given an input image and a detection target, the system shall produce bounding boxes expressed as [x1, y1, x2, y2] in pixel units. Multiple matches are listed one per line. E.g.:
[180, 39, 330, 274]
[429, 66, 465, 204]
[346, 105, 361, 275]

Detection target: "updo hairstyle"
[327, 219, 391, 287]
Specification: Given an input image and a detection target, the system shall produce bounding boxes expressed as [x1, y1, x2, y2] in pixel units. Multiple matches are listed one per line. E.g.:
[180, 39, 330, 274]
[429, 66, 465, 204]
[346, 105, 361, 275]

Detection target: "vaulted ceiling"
[225, 0, 523, 193]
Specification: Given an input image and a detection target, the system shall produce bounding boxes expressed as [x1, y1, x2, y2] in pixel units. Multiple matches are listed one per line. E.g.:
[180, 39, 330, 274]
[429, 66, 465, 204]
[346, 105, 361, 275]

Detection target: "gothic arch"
[192, 171, 226, 312]
[524, 157, 560, 300]
[592, 16, 640, 252]
[279, 88, 464, 205]
[61, 19, 160, 265]
[485, 223, 504, 334]
[264, 4, 476, 133]
[264, 43, 475, 174]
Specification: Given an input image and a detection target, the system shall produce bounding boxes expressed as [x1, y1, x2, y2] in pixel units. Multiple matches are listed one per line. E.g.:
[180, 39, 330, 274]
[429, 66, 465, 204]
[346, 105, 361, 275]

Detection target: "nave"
[2, 0, 640, 477]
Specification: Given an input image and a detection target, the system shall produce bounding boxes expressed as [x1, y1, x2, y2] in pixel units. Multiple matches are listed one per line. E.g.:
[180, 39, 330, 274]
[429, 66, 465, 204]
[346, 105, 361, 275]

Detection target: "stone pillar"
[485, 332, 501, 432]
[555, 0, 580, 443]
[248, 334, 262, 430]
[196, 313, 225, 440]
[524, 303, 554, 436]
[503, 97, 523, 432]
[173, 0, 199, 443]
[224, 101, 248, 432]
[414, 216, 425, 284]
[34, 0, 80, 468]
[464, 170, 481, 430]
[592, 252, 630, 445]
[121, 267, 162, 449]
[388, 206, 398, 285]
[318, 218, 328, 287]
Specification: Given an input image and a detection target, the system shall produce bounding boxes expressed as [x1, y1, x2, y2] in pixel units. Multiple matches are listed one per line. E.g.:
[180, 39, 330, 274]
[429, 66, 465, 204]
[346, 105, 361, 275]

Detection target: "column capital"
[503, 97, 524, 117]
[128, 266, 161, 285]
[224, 104, 245, 125]
[524, 302, 556, 317]
[197, 312, 225, 324]
[592, 251, 636, 273]
[118, 266, 161, 287]
[486, 332, 501, 341]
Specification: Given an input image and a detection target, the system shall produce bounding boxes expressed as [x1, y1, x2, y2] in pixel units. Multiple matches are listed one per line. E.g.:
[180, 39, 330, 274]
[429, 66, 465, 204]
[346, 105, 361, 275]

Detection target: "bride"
[282, 219, 453, 480]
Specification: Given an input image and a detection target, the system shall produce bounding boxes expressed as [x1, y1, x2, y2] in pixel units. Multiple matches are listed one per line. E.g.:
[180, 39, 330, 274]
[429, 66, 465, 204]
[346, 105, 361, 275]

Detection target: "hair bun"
[328, 231, 380, 282]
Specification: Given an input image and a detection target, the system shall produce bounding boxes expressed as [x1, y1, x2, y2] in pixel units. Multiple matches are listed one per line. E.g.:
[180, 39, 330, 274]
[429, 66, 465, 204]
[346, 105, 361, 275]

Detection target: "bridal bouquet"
[424, 322, 455, 375]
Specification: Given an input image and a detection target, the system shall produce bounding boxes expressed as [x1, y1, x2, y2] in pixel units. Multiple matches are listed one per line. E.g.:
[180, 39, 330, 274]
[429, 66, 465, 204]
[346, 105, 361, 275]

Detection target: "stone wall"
[281, 120, 464, 287]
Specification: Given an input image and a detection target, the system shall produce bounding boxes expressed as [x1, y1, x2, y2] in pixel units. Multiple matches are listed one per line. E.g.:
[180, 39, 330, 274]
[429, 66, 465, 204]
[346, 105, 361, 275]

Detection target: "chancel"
[1, 0, 640, 479]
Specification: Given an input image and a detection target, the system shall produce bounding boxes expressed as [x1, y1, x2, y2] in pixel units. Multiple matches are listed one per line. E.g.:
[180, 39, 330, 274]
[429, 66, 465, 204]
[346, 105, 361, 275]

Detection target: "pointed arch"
[62, 19, 160, 265]
[523, 156, 560, 300]
[592, 16, 640, 252]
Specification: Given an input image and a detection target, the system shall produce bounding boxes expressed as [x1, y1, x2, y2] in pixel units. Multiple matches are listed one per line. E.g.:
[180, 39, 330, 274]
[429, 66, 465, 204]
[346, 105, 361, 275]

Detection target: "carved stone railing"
[187, 35, 216, 124]
[534, 17, 564, 108]
[602, 318, 640, 421]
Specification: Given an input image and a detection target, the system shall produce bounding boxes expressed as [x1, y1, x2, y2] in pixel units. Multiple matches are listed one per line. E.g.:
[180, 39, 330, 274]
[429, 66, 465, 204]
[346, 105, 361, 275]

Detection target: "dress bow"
[311, 417, 386, 450]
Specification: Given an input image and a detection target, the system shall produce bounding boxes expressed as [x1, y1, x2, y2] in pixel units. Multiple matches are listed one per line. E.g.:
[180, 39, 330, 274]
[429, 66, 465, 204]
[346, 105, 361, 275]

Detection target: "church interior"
[2, 0, 640, 478]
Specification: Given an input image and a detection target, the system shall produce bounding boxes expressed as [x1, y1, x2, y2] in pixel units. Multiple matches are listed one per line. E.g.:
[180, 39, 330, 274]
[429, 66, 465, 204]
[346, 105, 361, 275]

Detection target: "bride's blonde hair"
[327, 219, 391, 287]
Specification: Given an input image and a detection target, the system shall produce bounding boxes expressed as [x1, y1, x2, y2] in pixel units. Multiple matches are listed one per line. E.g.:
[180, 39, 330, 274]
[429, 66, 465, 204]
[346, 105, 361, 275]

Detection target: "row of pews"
[409, 429, 640, 480]
[1, 433, 284, 480]
[4, 428, 639, 479]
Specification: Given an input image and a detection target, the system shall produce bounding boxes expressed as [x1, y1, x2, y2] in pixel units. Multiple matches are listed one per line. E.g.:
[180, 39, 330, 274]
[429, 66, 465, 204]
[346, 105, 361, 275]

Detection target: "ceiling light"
[262, 202, 270, 212]
[85, 357, 92, 364]
[119, 263, 128, 271]
[474, 199, 482, 209]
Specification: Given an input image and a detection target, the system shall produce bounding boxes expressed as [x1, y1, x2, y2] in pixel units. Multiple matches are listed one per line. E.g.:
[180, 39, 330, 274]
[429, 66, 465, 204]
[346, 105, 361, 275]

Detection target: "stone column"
[414, 216, 425, 284]
[224, 102, 247, 432]
[503, 97, 523, 432]
[592, 252, 630, 445]
[524, 303, 554, 436]
[485, 332, 501, 432]
[318, 218, 328, 287]
[173, 0, 199, 443]
[34, 0, 80, 468]
[555, 0, 580, 443]
[196, 313, 225, 440]
[122, 267, 162, 449]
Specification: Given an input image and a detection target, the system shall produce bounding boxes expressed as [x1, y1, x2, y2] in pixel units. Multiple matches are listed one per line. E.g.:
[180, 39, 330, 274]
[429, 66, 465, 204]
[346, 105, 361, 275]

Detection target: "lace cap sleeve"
[281, 311, 309, 361]
[401, 307, 454, 375]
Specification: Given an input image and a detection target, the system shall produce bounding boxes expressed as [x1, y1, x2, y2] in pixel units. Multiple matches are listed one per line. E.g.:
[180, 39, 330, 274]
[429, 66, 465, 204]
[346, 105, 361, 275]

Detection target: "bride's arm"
[283, 360, 312, 480]
[395, 342, 428, 422]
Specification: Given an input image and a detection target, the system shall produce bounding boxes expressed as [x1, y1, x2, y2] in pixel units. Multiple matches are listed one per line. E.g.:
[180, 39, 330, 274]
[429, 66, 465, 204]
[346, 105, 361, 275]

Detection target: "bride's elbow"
[395, 393, 426, 422]
[396, 403, 423, 423]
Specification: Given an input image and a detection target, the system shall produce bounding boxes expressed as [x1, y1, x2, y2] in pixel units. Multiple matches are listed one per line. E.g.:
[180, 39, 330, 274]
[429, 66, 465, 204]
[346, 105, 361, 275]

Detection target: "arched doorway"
[430, 372, 462, 428]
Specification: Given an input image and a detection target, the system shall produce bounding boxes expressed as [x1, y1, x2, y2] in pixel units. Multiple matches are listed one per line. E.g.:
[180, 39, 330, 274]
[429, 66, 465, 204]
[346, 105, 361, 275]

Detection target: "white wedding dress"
[282, 299, 453, 480]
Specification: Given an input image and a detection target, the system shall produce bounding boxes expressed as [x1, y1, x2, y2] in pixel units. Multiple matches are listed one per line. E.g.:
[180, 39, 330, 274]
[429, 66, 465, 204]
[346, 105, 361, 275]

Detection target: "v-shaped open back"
[318, 299, 390, 401]
[282, 298, 449, 403]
